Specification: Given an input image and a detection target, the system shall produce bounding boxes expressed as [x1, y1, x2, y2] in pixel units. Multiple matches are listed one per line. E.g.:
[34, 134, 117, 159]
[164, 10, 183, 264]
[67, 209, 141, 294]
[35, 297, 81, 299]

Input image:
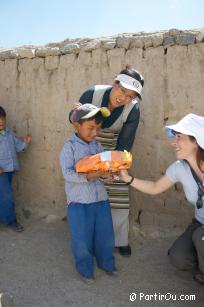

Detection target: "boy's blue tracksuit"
[0, 128, 28, 224]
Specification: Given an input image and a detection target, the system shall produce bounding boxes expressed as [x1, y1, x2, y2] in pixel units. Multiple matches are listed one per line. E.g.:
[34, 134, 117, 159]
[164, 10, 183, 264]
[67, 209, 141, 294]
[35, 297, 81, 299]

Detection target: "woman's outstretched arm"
[120, 170, 174, 195]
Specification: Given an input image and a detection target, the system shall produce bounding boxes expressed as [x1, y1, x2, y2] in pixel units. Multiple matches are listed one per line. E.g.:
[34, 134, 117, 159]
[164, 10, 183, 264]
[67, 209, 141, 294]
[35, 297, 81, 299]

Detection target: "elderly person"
[71, 66, 144, 256]
[120, 113, 204, 284]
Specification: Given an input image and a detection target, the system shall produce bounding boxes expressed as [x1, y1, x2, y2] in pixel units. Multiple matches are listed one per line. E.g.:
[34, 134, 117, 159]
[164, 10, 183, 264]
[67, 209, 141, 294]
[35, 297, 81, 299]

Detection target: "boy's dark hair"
[78, 111, 105, 125]
[0, 106, 6, 118]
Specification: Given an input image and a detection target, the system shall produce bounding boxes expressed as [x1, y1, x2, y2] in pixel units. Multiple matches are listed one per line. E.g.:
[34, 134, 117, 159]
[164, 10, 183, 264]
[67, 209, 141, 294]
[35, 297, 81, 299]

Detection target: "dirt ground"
[0, 209, 204, 307]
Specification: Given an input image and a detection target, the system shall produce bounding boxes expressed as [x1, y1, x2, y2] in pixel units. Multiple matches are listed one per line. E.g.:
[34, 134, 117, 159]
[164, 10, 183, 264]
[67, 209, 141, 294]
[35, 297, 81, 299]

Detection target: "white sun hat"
[166, 113, 204, 149]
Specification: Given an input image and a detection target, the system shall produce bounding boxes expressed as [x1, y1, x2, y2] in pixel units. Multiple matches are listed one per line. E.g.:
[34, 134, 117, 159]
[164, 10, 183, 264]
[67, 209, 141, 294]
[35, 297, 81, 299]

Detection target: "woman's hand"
[0, 167, 4, 174]
[119, 170, 132, 183]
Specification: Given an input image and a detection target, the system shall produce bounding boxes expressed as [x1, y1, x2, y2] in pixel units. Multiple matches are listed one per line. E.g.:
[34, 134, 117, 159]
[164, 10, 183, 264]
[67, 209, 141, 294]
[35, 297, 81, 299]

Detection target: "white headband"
[115, 74, 143, 97]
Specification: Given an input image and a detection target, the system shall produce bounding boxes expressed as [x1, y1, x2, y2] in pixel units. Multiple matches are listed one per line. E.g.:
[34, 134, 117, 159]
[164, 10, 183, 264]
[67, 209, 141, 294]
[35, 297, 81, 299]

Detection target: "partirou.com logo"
[129, 292, 196, 302]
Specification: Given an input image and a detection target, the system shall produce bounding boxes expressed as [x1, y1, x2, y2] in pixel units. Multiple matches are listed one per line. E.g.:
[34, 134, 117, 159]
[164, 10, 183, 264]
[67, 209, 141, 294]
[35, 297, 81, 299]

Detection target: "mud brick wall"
[0, 28, 204, 228]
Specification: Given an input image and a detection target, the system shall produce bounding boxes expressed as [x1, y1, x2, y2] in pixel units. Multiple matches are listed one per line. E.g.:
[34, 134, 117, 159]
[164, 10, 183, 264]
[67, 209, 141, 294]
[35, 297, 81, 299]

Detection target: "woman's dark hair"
[0, 106, 6, 118]
[196, 146, 204, 173]
[119, 65, 144, 87]
[189, 135, 204, 173]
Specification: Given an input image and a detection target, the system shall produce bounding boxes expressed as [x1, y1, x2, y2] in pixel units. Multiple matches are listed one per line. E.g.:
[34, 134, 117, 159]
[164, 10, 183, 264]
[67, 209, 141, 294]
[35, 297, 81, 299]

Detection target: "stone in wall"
[35, 47, 61, 57]
[0, 48, 18, 60]
[16, 48, 35, 58]
[81, 39, 101, 51]
[130, 37, 144, 48]
[152, 34, 163, 47]
[163, 36, 175, 46]
[116, 35, 132, 49]
[175, 34, 196, 45]
[196, 32, 204, 43]
[101, 39, 116, 50]
[60, 43, 80, 54]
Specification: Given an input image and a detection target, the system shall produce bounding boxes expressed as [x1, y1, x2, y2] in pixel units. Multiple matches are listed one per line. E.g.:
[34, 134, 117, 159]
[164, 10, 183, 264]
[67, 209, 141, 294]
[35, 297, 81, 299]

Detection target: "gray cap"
[69, 103, 110, 123]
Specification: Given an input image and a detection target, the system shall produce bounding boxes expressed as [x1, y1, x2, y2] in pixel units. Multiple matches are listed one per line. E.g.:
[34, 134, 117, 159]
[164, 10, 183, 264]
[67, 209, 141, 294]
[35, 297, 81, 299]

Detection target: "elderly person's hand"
[72, 102, 82, 110]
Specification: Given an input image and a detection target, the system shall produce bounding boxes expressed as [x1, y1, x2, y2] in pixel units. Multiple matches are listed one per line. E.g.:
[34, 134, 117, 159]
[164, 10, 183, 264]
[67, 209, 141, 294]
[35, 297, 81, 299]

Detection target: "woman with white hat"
[120, 113, 204, 284]
[72, 66, 144, 256]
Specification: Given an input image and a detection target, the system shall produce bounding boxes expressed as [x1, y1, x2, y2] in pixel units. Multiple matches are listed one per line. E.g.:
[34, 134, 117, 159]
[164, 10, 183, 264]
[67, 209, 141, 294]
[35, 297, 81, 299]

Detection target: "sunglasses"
[196, 186, 204, 209]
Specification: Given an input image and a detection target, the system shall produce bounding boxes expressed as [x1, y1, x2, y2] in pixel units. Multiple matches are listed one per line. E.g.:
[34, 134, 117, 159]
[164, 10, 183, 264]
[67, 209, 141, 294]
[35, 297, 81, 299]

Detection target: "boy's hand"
[86, 170, 111, 181]
[23, 134, 32, 144]
[101, 174, 114, 184]
[0, 167, 4, 174]
[99, 171, 114, 183]
[99, 170, 112, 179]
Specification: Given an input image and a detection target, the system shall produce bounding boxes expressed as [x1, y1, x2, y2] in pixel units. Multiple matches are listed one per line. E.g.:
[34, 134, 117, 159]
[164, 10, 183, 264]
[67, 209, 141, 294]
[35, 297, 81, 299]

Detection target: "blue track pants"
[67, 200, 115, 278]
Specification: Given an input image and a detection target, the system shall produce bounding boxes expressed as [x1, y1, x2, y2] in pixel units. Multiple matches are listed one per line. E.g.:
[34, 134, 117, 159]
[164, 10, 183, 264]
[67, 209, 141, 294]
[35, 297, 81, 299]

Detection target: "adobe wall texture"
[0, 29, 204, 228]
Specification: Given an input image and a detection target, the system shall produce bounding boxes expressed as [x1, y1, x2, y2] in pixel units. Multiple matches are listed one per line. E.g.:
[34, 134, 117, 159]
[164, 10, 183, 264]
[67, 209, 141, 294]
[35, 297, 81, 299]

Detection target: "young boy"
[60, 104, 116, 282]
[0, 106, 31, 232]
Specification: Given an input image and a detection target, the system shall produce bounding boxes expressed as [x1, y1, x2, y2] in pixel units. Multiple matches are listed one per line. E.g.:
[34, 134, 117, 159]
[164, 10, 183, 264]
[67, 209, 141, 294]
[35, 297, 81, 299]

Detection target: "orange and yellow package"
[76, 150, 132, 173]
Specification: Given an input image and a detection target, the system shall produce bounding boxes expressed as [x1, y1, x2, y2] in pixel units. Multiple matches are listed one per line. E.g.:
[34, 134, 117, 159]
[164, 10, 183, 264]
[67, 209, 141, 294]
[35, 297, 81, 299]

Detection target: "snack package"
[76, 150, 132, 173]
